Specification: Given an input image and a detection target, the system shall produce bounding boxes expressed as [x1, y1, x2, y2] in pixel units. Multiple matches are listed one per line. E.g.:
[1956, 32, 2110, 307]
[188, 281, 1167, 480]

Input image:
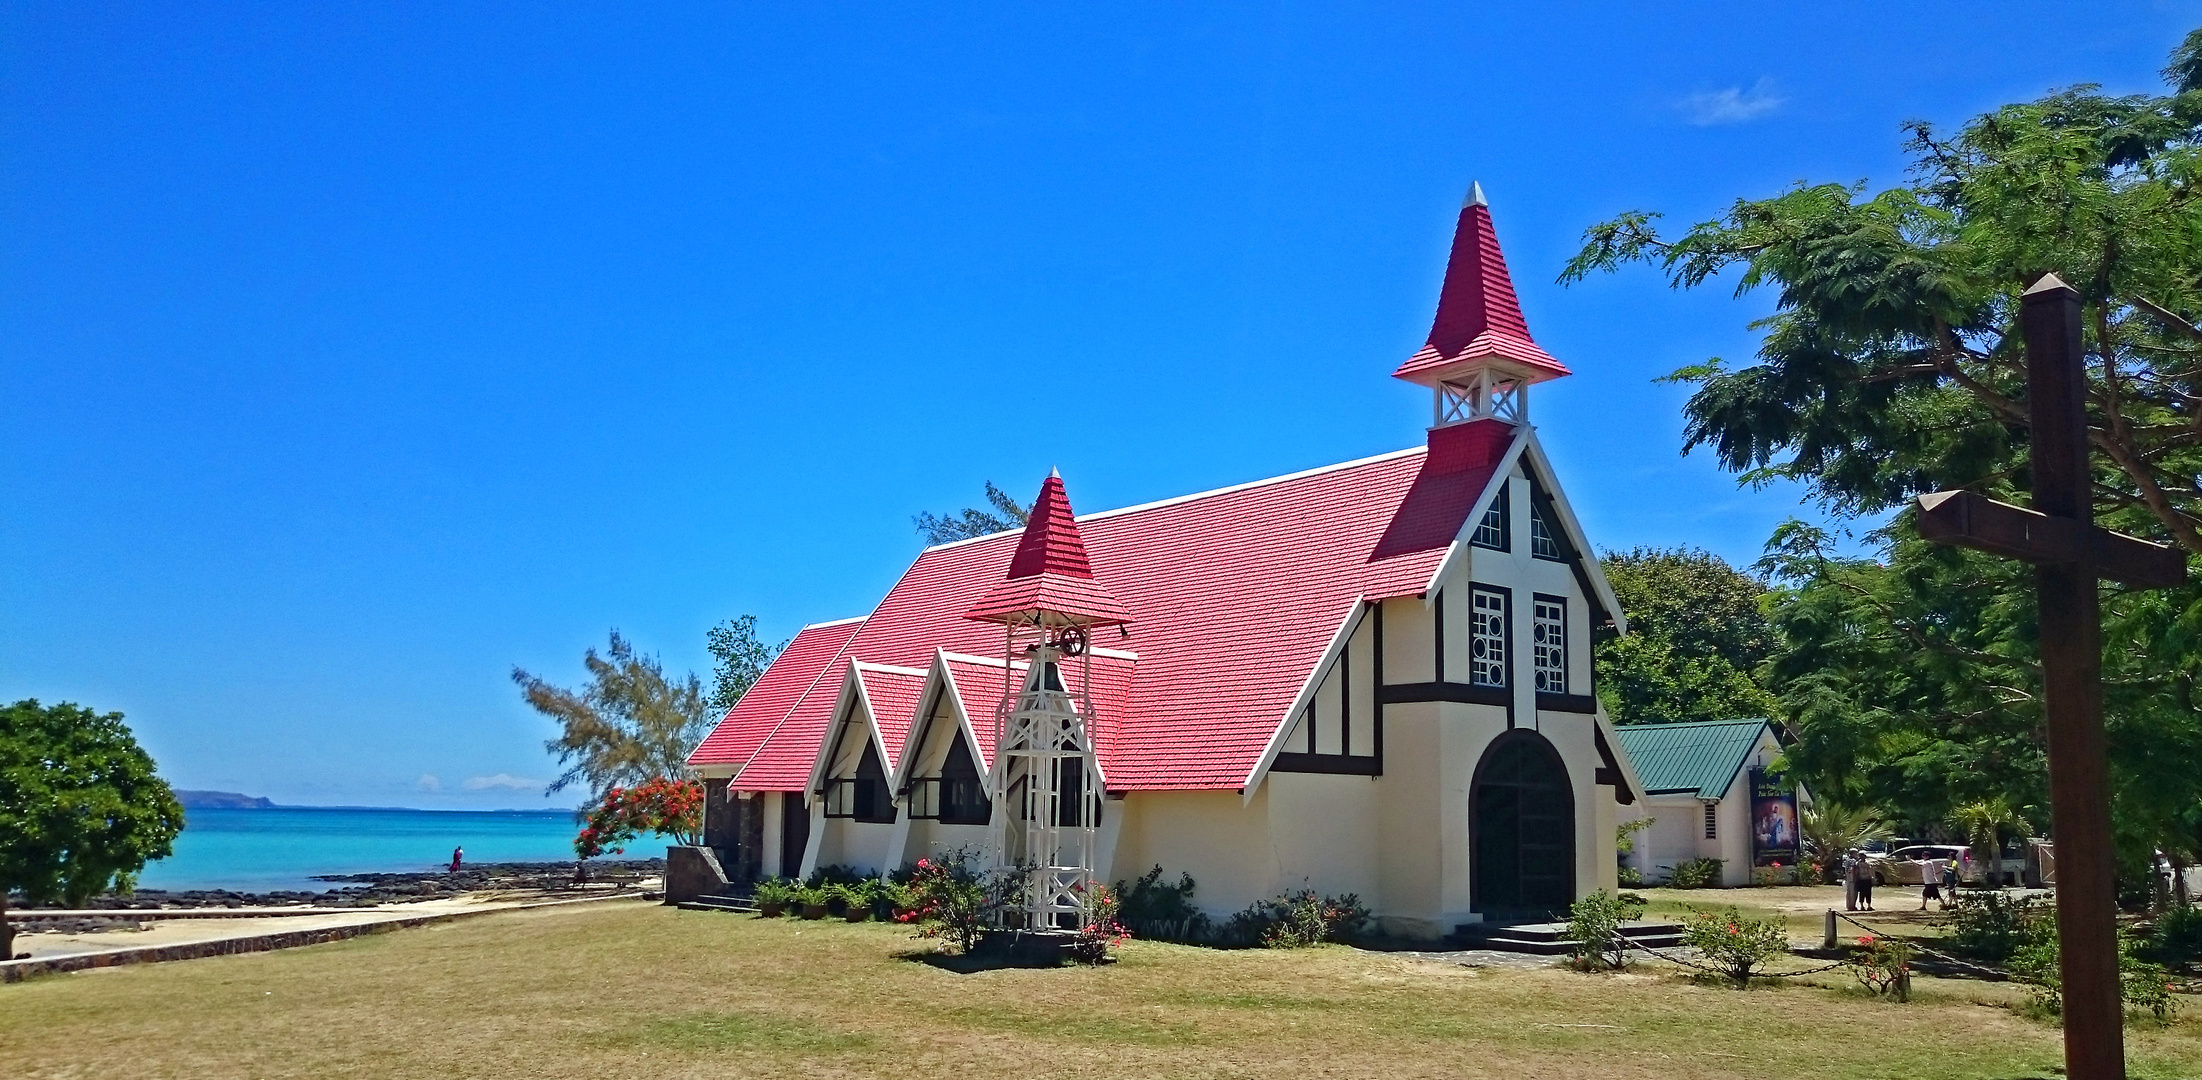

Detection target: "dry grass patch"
[0, 899, 2196, 1079]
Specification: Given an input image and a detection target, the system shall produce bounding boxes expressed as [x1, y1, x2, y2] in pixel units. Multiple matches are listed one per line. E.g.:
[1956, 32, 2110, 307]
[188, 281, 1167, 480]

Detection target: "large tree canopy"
[1566, 29, 2202, 866]
[516, 631, 713, 800]
[0, 700, 185, 957]
[1596, 546, 1776, 725]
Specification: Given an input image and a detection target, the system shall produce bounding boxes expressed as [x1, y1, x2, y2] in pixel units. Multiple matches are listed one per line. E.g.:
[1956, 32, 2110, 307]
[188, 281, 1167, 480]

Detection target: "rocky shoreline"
[11, 860, 666, 933]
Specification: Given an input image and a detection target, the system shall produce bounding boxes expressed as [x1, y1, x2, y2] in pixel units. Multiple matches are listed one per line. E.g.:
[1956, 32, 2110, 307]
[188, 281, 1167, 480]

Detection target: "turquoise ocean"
[137, 807, 672, 894]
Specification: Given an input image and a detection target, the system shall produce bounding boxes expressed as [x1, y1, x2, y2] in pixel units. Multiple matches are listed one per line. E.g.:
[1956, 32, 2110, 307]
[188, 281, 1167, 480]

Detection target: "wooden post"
[2023, 277, 2124, 1080]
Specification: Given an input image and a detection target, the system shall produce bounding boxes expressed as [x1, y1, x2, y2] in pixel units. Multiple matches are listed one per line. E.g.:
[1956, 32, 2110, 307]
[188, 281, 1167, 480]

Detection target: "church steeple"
[961, 471, 1132, 629]
[1392, 183, 1569, 427]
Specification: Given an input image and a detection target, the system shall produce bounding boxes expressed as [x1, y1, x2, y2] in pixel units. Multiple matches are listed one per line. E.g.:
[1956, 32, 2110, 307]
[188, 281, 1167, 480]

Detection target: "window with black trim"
[1704, 803, 1719, 839]
[1531, 595, 1566, 693]
[823, 735, 895, 823]
[1529, 499, 1564, 560]
[1471, 482, 1509, 550]
[909, 732, 991, 825]
[1470, 586, 1508, 687]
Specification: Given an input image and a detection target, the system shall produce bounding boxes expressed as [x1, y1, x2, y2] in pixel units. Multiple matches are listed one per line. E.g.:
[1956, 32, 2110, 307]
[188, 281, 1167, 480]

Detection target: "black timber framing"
[1272, 601, 1383, 776]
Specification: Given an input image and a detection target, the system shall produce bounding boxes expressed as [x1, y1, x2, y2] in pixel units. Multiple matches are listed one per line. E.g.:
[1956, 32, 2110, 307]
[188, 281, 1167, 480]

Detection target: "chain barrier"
[1828, 909, 2011, 980]
[1591, 928, 1849, 980]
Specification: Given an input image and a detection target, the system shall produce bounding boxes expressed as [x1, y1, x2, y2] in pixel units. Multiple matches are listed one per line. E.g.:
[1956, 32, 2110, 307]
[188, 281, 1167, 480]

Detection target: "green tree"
[1800, 800, 1894, 882]
[0, 700, 185, 959]
[1949, 796, 2034, 877]
[1564, 29, 2202, 866]
[913, 481, 1030, 544]
[514, 632, 712, 801]
[704, 615, 782, 714]
[1596, 546, 1776, 724]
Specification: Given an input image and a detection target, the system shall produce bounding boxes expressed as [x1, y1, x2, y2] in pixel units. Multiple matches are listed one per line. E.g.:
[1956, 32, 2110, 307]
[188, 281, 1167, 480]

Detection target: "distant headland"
[175, 790, 276, 809]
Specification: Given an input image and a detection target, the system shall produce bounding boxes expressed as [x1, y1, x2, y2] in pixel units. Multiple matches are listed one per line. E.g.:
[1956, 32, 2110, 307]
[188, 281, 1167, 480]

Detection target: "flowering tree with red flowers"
[573, 776, 703, 861]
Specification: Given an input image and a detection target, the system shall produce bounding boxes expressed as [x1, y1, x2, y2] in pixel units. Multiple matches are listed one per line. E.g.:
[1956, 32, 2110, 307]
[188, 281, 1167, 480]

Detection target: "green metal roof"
[1609, 718, 1772, 799]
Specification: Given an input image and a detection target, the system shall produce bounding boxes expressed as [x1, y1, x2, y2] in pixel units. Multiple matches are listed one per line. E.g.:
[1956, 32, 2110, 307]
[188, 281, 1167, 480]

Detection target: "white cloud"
[415, 773, 442, 793]
[463, 773, 545, 792]
[1681, 78, 1785, 126]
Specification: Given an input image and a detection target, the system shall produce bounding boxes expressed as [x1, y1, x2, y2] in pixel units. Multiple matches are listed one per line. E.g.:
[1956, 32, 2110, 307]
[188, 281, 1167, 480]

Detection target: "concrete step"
[1451, 920, 1684, 955]
[677, 893, 757, 914]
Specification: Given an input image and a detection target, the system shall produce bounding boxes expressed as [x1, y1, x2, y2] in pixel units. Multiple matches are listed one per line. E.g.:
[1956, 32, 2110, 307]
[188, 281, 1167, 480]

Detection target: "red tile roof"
[1371, 419, 1519, 559]
[963, 473, 1132, 627]
[688, 617, 864, 771]
[852, 664, 926, 773]
[1391, 190, 1570, 385]
[697, 439, 1506, 791]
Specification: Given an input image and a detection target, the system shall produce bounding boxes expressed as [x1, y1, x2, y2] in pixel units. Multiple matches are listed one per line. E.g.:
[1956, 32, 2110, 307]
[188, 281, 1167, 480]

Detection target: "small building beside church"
[1611, 718, 1801, 887]
[688, 186, 1653, 939]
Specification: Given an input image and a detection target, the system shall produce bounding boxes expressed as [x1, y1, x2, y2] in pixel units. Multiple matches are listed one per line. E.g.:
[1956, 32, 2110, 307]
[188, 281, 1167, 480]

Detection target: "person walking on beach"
[450, 846, 463, 873]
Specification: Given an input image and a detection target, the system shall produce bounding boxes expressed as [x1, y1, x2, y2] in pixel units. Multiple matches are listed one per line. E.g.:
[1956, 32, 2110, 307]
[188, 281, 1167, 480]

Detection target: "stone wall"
[662, 845, 732, 905]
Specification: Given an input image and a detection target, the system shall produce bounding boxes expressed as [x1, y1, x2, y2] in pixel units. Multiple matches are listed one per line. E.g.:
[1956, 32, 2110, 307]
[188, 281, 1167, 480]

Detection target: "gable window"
[1529, 499, 1565, 560]
[1470, 586, 1508, 687]
[1470, 482, 1509, 550]
[824, 736, 896, 823]
[1704, 803, 1719, 839]
[1531, 595, 1566, 693]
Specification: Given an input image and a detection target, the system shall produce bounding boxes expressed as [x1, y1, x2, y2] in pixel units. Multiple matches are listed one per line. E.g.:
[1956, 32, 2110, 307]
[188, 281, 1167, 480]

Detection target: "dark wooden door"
[1472, 734, 1574, 917]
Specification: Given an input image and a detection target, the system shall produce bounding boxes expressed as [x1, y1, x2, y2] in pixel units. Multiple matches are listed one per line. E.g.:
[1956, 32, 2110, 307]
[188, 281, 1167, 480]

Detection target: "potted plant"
[843, 881, 875, 923]
[752, 878, 796, 918]
[799, 885, 831, 920]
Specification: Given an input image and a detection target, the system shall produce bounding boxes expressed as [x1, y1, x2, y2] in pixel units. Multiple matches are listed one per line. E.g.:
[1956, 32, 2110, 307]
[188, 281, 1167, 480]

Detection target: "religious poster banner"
[1748, 768, 1799, 867]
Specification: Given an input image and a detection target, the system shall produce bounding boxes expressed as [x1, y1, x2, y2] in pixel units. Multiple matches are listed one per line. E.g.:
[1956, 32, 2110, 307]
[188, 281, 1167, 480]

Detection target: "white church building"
[688, 186, 1648, 939]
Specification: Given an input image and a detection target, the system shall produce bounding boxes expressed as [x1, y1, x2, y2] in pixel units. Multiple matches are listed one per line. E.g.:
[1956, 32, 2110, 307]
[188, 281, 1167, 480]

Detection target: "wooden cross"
[1915, 274, 2185, 1080]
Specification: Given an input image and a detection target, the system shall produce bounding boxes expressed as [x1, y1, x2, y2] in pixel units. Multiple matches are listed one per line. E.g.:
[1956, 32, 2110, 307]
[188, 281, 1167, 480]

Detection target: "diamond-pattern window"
[1532, 596, 1566, 693]
[1470, 587, 1508, 687]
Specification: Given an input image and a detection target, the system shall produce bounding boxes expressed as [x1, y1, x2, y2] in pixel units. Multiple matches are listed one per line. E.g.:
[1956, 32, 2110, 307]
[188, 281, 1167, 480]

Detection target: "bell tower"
[962, 470, 1131, 932]
[1392, 182, 1570, 427]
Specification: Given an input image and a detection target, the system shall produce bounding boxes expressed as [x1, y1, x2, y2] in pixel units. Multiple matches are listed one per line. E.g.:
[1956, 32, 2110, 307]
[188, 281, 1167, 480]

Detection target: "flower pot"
[801, 903, 829, 920]
[843, 908, 871, 923]
[758, 902, 787, 918]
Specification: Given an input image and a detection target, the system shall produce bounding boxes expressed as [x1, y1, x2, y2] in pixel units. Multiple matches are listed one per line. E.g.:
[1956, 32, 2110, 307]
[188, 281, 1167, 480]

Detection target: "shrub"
[1945, 889, 2043, 965]
[1680, 906, 1790, 985]
[1225, 889, 1369, 948]
[1751, 862, 1806, 886]
[1068, 883, 1130, 964]
[2141, 902, 2202, 967]
[1668, 858, 1723, 889]
[1847, 934, 1914, 1000]
[902, 847, 1016, 955]
[1114, 865, 1211, 943]
[1564, 888, 1648, 971]
[807, 864, 866, 887]
[2007, 913, 2181, 1023]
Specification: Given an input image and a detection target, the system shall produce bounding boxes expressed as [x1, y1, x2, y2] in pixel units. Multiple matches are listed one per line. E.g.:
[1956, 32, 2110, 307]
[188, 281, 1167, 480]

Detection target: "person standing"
[1918, 852, 1944, 910]
[1842, 849, 1860, 911]
[1856, 855, 1877, 911]
[450, 846, 463, 874]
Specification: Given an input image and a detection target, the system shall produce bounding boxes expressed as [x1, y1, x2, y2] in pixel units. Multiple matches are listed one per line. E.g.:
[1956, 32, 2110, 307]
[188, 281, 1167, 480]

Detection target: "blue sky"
[5, 3, 2195, 808]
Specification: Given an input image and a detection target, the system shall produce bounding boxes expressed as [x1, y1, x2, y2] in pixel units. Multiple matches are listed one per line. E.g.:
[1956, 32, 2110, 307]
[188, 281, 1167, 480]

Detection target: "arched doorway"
[1471, 730, 1575, 918]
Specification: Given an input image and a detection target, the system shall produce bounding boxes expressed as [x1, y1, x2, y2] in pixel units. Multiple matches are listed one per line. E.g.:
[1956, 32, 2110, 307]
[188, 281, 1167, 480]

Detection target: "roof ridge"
[803, 615, 868, 629]
[1080, 445, 1427, 524]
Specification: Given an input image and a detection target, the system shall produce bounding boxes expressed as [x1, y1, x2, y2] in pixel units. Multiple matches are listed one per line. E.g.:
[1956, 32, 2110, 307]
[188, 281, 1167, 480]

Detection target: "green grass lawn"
[1, 898, 2197, 1079]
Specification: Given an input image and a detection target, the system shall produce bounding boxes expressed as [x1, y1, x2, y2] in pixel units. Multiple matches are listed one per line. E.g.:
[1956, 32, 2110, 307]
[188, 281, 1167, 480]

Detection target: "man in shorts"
[1918, 851, 1946, 910]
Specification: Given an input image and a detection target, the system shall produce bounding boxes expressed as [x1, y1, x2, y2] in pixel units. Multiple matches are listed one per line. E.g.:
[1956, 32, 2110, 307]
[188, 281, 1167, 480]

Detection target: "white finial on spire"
[1464, 180, 1487, 208]
[1049, 466, 1060, 478]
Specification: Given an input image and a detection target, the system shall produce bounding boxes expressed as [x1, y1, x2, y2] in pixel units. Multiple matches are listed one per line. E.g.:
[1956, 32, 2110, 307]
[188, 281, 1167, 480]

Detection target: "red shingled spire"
[963, 471, 1133, 628]
[1391, 182, 1570, 387]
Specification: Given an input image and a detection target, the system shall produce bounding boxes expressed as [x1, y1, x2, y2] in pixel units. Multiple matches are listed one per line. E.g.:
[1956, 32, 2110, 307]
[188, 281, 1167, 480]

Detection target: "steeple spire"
[962, 472, 1132, 628]
[1392, 183, 1569, 427]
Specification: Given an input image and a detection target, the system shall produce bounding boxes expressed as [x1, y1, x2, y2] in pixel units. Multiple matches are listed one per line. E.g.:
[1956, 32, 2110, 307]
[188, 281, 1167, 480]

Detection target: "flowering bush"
[902, 847, 1005, 954]
[1848, 934, 1914, 1000]
[1069, 883, 1130, 964]
[1680, 906, 1791, 986]
[573, 776, 703, 860]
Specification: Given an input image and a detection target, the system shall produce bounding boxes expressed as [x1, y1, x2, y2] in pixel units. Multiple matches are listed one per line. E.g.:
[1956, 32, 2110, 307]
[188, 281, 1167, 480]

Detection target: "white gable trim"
[801, 663, 913, 798]
[1419, 423, 1535, 607]
[1239, 596, 1369, 800]
[1594, 707, 1650, 806]
[893, 650, 989, 790]
[1516, 430, 1628, 635]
